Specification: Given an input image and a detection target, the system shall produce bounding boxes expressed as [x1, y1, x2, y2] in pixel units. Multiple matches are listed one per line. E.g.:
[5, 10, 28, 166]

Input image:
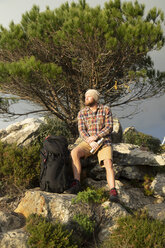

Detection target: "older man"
[66, 89, 118, 202]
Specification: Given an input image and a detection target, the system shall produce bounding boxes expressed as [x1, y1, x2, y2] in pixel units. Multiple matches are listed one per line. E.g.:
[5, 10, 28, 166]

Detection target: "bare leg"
[103, 159, 115, 189]
[71, 146, 86, 181]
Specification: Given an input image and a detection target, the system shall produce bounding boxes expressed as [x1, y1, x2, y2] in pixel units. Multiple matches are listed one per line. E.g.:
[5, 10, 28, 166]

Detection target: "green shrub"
[72, 187, 109, 204]
[100, 211, 165, 248]
[123, 129, 161, 153]
[73, 213, 95, 236]
[160, 144, 165, 153]
[34, 116, 74, 146]
[0, 141, 40, 188]
[26, 214, 78, 248]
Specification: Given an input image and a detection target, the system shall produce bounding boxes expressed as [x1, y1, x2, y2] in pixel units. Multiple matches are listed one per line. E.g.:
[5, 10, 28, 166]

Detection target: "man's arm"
[78, 111, 90, 140]
[97, 106, 113, 139]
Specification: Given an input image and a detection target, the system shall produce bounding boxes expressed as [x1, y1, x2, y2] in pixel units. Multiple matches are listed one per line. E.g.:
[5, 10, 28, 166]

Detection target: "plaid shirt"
[78, 104, 113, 146]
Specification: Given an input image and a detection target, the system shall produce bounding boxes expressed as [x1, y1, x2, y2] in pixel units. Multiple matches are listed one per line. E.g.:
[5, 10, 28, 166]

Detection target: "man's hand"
[86, 136, 97, 144]
[89, 141, 99, 151]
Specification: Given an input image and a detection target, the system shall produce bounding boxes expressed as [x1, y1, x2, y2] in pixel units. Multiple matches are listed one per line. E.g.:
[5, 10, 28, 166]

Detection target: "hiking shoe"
[109, 188, 119, 202]
[64, 179, 81, 194]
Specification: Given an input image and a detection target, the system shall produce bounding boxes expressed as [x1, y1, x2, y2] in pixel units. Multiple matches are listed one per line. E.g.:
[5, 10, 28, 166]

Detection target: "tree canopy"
[0, 0, 164, 133]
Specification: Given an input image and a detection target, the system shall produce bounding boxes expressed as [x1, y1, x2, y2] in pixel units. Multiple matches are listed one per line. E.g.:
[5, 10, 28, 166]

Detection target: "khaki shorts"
[77, 141, 113, 166]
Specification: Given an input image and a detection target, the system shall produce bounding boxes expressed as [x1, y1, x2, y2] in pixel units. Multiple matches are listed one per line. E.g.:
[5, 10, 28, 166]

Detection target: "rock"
[14, 189, 76, 222]
[144, 202, 165, 221]
[120, 165, 153, 181]
[0, 118, 45, 146]
[119, 187, 155, 210]
[0, 229, 28, 248]
[0, 211, 25, 233]
[0, 117, 164, 247]
[113, 143, 165, 167]
[111, 118, 123, 143]
[98, 201, 128, 241]
[123, 126, 137, 135]
[14, 188, 130, 243]
[150, 172, 165, 197]
[84, 178, 109, 190]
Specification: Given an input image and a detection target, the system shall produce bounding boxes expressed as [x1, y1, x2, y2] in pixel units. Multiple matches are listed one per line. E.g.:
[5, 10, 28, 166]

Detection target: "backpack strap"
[40, 149, 49, 182]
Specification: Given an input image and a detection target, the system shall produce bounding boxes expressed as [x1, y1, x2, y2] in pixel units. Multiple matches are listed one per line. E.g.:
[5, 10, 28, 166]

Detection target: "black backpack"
[40, 135, 73, 193]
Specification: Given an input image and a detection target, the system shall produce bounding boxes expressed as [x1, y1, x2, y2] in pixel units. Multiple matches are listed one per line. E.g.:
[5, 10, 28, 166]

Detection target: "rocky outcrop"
[14, 188, 129, 243]
[0, 118, 45, 146]
[0, 119, 165, 247]
[113, 143, 165, 167]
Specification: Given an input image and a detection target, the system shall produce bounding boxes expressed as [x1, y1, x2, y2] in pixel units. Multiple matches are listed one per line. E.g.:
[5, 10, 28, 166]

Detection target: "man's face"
[85, 94, 96, 107]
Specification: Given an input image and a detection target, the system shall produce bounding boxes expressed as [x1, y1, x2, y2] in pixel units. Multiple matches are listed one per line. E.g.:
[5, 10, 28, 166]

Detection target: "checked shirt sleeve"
[78, 111, 89, 140]
[97, 106, 113, 139]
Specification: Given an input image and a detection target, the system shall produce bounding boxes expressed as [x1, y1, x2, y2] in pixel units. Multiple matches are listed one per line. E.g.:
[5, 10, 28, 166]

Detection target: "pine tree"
[0, 0, 164, 134]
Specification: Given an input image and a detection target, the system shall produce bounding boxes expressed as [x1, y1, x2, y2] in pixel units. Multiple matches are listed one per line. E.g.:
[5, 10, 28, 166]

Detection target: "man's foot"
[64, 179, 81, 194]
[109, 188, 119, 202]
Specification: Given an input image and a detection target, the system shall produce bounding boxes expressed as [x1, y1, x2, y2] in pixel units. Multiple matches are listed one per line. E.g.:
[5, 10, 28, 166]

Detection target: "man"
[66, 89, 118, 202]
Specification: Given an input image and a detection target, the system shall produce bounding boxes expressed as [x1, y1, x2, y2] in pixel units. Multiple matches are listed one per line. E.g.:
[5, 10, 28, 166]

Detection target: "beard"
[85, 99, 97, 107]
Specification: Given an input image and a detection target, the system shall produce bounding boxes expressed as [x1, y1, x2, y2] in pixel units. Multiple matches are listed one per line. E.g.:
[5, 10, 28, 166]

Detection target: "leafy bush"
[34, 116, 74, 146]
[73, 213, 95, 236]
[123, 129, 161, 153]
[72, 187, 109, 204]
[26, 214, 78, 248]
[160, 144, 165, 153]
[100, 211, 165, 248]
[0, 141, 40, 188]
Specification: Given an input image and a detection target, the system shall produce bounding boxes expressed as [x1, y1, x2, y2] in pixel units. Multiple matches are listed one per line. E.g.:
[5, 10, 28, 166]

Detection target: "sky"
[0, 0, 164, 142]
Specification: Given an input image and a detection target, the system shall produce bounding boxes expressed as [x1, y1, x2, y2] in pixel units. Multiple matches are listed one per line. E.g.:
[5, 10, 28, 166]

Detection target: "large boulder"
[113, 143, 165, 167]
[0, 118, 45, 146]
[14, 189, 76, 222]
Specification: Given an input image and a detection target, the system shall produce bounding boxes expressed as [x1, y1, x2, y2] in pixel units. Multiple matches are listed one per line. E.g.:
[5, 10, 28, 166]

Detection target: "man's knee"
[71, 146, 85, 159]
[103, 159, 113, 169]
